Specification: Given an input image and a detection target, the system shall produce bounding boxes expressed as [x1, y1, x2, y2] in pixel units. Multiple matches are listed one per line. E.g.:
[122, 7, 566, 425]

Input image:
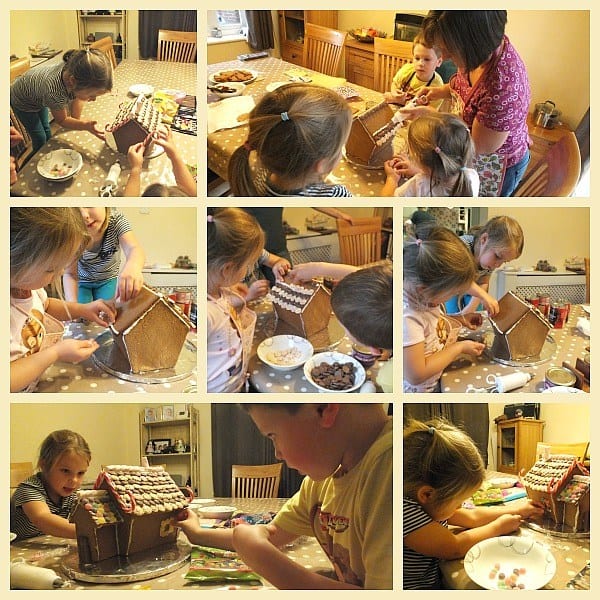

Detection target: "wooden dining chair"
[373, 37, 413, 93]
[10, 462, 34, 489]
[336, 217, 382, 266]
[302, 22, 347, 77]
[90, 36, 117, 69]
[513, 131, 581, 197]
[10, 108, 34, 171]
[10, 56, 30, 83]
[231, 463, 282, 498]
[157, 29, 197, 63]
[585, 257, 590, 303]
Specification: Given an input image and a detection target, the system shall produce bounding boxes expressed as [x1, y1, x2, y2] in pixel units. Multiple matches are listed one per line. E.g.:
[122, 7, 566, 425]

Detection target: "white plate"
[209, 69, 258, 84]
[189, 498, 216, 506]
[257, 335, 314, 371]
[129, 84, 154, 97]
[487, 477, 519, 489]
[303, 351, 366, 393]
[541, 385, 586, 394]
[464, 536, 556, 590]
[37, 149, 83, 180]
[266, 81, 290, 92]
[581, 304, 590, 314]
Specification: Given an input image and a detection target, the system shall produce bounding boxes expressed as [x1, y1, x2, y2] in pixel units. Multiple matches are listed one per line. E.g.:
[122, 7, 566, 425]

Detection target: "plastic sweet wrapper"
[152, 92, 180, 124]
[471, 487, 504, 506]
[184, 546, 263, 584]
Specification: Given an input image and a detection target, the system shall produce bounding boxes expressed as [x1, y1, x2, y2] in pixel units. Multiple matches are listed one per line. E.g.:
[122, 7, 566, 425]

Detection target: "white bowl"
[211, 81, 246, 98]
[257, 335, 314, 371]
[464, 536, 556, 590]
[303, 351, 366, 393]
[129, 83, 154, 97]
[198, 505, 237, 520]
[541, 386, 586, 394]
[36, 149, 83, 180]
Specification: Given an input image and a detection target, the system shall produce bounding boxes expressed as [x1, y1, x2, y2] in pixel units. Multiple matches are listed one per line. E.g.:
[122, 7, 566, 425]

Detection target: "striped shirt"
[77, 211, 131, 283]
[10, 61, 73, 113]
[404, 497, 446, 589]
[10, 473, 77, 540]
[254, 168, 353, 197]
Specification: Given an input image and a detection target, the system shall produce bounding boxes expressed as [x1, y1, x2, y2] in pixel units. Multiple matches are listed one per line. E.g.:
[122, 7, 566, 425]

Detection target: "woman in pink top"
[401, 11, 531, 197]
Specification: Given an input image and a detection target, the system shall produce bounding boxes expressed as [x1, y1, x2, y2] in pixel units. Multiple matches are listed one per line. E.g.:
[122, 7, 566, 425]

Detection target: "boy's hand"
[492, 514, 522, 536]
[458, 340, 486, 357]
[127, 142, 145, 170]
[232, 523, 274, 554]
[55, 338, 99, 363]
[79, 299, 116, 326]
[287, 262, 321, 283]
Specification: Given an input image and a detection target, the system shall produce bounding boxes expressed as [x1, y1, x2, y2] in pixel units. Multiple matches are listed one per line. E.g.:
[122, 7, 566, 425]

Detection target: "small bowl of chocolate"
[303, 351, 366, 393]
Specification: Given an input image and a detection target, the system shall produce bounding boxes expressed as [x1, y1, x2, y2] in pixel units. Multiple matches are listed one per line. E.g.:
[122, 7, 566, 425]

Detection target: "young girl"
[445, 216, 524, 315]
[404, 418, 544, 589]
[63, 208, 145, 304]
[10, 430, 91, 540]
[10, 208, 116, 393]
[125, 127, 197, 197]
[383, 112, 479, 197]
[207, 208, 265, 393]
[237, 248, 291, 303]
[228, 83, 353, 196]
[403, 226, 486, 393]
[10, 49, 113, 152]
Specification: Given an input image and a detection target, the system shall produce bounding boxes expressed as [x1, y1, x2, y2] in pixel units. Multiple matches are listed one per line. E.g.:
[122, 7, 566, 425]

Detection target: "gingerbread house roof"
[106, 95, 162, 154]
[93, 465, 189, 516]
[522, 454, 590, 495]
[69, 490, 123, 526]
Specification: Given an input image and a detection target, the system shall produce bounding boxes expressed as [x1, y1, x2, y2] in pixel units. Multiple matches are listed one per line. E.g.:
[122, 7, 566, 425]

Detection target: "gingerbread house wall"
[117, 512, 178, 556]
[113, 120, 151, 154]
[274, 286, 331, 338]
[72, 507, 120, 563]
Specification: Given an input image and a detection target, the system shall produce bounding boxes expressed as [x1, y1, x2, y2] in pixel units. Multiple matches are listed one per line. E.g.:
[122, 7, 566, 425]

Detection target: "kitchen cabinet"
[497, 418, 544, 475]
[140, 405, 198, 492]
[278, 10, 338, 67]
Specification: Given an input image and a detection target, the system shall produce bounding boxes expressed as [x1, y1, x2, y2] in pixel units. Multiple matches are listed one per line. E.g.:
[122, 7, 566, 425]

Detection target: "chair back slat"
[373, 37, 413, 93]
[157, 29, 197, 63]
[303, 22, 346, 76]
[231, 463, 282, 498]
[337, 217, 382, 266]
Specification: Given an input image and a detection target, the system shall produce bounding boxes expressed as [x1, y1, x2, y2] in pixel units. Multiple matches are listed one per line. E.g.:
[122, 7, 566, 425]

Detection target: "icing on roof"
[522, 454, 589, 494]
[74, 490, 123, 525]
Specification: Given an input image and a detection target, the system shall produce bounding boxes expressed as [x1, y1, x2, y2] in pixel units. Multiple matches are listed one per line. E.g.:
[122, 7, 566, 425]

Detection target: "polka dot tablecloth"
[10, 498, 332, 590]
[207, 57, 389, 196]
[440, 305, 589, 393]
[33, 322, 197, 394]
[13, 60, 197, 197]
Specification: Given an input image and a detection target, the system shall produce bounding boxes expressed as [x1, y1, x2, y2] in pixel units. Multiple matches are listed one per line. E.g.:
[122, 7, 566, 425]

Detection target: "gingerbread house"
[489, 292, 552, 361]
[110, 285, 191, 374]
[344, 101, 403, 168]
[69, 465, 190, 564]
[268, 278, 331, 338]
[105, 95, 162, 154]
[522, 454, 590, 533]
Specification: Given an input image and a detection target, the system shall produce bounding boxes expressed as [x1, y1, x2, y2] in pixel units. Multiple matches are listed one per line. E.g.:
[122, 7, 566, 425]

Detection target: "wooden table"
[10, 498, 331, 590]
[439, 472, 590, 590]
[440, 305, 589, 393]
[33, 322, 197, 394]
[12, 59, 197, 197]
[207, 57, 390, 197]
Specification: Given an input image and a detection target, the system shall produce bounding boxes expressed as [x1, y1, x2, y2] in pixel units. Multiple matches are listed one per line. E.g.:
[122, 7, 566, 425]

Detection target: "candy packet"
[184, 546, 262, 584]
[472, 487, 504, 505]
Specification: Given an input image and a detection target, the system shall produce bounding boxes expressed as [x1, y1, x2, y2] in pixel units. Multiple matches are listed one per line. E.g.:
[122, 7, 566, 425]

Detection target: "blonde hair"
[403, 225, 475, 306]
[37, 430, 91, 473]
[143, 183, 189, 197]
[471, 215, 524, 259]
[10, 208, 90, 288]
[407, 112, 475, 196]
[404, 418, 485, 504]
[207, 208, 265, 286]
[228, 83, 352, 195]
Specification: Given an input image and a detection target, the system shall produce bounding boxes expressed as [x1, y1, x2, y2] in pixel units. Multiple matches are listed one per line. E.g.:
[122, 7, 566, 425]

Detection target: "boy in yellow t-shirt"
[177, 404, 392, 589]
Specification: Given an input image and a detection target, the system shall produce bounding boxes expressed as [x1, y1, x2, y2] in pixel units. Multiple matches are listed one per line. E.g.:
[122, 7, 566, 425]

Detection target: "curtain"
[139, 10, 197, 59]
[403, 403, 489, 466]
[211, 404, 303, 497]
[245, 10, 274, 51]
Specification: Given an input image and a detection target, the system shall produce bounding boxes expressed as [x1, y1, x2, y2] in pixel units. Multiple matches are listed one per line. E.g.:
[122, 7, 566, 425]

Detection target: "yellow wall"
[10, 10, 79, 58]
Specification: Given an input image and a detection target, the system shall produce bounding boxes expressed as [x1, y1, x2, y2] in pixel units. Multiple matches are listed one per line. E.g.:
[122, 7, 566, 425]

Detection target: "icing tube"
[492, 371, 533, 393]
[10, 560, 66, 589]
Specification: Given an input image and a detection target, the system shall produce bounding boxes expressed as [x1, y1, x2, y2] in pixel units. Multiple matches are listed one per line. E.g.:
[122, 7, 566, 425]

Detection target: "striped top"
[10, 61, 74, 113]
[403, 497, 446, 589]
[10, 473, 77, 540]
[254, 168, 353, 197]
[77, 211, 131, 283]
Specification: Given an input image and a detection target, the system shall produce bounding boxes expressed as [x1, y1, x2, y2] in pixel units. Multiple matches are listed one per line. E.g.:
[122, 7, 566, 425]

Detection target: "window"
[208, 10, 247, 39]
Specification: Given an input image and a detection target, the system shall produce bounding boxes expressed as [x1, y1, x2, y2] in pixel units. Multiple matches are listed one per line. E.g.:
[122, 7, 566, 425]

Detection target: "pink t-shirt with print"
[450, 35, 531, 168]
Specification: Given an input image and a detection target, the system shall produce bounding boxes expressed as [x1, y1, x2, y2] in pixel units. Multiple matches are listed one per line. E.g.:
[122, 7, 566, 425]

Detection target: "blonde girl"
[403, 226, 485, 393]
[404, 418, 543, 589]
[383, 112, 479, 197]
[207, 208, 265, 393]
[228, 83, 353, 197]
[446, 215, 524, 315]
[10, 208, 116, 393]
[10, 49, 113, 151]
[63, 208, 145, 304]
[11, 430, 91, 540]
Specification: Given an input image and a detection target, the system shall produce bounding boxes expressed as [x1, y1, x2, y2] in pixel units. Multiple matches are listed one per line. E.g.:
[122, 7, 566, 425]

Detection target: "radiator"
[287, 233, 339, 265]
[494, 270, 586, 304]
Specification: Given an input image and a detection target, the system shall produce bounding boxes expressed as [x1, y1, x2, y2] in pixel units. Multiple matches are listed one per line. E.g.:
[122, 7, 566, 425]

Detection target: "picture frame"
[162, 405, 174, 421]
[152, 439, 171, 454]
[174, 403, 189, 419]
[144, 407, 157, 423]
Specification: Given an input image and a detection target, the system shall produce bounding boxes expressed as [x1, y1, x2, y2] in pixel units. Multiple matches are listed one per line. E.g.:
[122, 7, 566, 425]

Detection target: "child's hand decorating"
[271, 259, 291, 281]
[491, 513, 522, 536]
[154, 126, 178, 158]
[55, 338, 100, 363]
[514, 499, 545, 520]
[246, 280, 271, 302]
[459, 313, 484, 330]
[127, 142, 146, 170]
[458, 340, 486, 357]
[80, 299, 116, 326]
[85, 120, 106, 141]
[117, 269, 144, 302]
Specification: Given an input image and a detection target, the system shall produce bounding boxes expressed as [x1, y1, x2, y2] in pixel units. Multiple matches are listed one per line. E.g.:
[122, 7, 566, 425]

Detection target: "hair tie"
[428, 426, 435, 435]
[434, 146, 441, 154]
[280, 111, 290, 122]
[207, 215, 214, 223]
[243, 141, 253, 152]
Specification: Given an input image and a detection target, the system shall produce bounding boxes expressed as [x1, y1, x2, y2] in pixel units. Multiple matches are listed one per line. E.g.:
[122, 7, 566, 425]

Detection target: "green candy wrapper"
[472, 487, 504, 505]
[184, 546, 262, 584]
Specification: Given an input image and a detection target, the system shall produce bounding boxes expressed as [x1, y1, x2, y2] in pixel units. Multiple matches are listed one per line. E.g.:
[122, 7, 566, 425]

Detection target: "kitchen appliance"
[534, 100, 562, 129]
[394, 13, 424, 42]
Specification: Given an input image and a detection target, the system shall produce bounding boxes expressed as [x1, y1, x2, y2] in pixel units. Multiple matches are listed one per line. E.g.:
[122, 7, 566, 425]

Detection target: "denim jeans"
[12, 106, 51, 152]
[501, 151, 530, 196]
